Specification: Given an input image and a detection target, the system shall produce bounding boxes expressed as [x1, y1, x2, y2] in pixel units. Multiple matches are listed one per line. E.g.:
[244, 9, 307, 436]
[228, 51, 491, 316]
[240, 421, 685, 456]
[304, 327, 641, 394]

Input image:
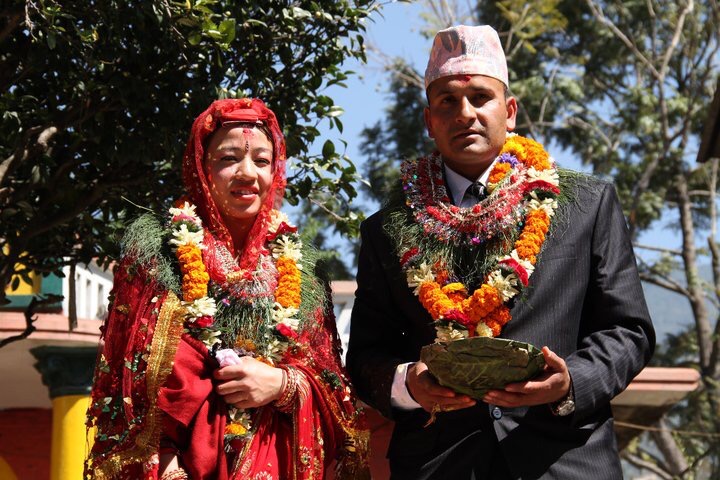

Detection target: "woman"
[85, 98, 369, 479]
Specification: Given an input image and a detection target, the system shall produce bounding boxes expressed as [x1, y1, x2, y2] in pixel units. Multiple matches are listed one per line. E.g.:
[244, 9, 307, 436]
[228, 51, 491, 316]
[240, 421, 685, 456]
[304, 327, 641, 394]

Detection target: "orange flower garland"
[176, 243, 209, 301]
[169, 202, 216, 326]
[275, 256, 302, 308]
[501, 135, 551, 170]
[515, 209, 551, 264]
[401, 134, 560, 341]
[487, 161, 512, 185]
[168, 204, 305, 350]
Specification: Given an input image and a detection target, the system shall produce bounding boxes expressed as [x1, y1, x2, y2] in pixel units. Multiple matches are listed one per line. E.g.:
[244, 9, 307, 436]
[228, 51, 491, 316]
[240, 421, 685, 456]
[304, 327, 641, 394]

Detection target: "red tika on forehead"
[458, 74, 472, 83]
[182, 98, 287, 271]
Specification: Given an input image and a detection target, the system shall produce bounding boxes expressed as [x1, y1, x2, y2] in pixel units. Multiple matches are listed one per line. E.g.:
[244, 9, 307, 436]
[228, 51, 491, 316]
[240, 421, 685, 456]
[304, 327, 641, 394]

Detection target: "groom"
[347, 24, 654, 479]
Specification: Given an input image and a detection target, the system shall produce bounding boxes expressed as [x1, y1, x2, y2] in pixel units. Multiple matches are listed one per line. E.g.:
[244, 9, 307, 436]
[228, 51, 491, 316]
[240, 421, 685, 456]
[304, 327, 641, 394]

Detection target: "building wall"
[0, 409, 51, 480]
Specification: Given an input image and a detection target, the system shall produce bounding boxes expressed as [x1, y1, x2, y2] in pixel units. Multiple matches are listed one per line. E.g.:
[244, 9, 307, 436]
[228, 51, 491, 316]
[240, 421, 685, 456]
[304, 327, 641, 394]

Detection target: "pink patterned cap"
[424, 25, 508, 89]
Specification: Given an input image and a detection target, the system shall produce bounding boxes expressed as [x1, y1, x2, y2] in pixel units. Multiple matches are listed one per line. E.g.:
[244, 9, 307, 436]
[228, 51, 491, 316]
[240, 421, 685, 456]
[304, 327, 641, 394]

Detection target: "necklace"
[168, 203, 303, 356]
[398, 134, 561, 341]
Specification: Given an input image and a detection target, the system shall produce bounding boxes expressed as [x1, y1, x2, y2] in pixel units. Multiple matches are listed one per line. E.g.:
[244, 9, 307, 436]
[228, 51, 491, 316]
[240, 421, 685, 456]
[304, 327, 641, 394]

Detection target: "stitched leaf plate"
[420, 337, 546, 399]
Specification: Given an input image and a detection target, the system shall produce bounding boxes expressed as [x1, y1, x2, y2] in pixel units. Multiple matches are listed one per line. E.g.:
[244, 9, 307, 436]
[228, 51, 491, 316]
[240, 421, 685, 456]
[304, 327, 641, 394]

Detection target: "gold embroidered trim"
[93, 291, 186, 479]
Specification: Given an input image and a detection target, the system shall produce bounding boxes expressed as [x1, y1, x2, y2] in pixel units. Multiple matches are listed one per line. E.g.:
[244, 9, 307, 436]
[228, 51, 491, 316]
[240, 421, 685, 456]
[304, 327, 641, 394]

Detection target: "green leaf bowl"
[420, 337, 546, 399]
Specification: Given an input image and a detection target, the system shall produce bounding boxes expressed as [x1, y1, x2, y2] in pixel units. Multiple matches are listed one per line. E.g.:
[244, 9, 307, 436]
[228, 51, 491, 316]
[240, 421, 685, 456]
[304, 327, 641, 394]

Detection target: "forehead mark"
[242, 128, 254, 152]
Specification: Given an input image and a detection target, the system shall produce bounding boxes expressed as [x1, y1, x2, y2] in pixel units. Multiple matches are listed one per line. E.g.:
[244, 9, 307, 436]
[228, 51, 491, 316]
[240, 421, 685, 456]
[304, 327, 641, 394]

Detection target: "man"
[346, 25, 654, 479]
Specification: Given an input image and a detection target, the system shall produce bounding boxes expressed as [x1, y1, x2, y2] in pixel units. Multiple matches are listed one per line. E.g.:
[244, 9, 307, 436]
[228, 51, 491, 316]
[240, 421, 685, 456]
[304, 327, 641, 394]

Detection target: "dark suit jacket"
[347, 177, 655, 479]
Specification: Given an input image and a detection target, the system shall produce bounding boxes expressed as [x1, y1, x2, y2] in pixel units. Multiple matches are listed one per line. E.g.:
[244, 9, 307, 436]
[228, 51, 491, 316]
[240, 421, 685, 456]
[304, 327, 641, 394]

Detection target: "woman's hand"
[214, 356, 284, 408]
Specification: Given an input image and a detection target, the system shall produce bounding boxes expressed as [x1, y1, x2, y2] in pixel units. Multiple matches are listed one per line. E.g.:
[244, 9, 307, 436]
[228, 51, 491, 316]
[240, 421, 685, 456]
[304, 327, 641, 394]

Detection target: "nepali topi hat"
[424, 25, 508, 89]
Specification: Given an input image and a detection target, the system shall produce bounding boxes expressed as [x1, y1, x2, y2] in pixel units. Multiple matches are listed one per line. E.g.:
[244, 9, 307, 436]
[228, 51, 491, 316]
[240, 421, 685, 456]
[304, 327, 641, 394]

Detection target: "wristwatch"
[551, 383, 575, 416]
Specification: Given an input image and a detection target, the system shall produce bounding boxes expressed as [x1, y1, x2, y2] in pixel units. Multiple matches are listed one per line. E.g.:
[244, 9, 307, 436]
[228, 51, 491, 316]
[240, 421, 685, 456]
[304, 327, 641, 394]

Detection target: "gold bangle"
[160, 468, 189, 480]
[274, 366, 298, 412]
[278, 367, 287, 401]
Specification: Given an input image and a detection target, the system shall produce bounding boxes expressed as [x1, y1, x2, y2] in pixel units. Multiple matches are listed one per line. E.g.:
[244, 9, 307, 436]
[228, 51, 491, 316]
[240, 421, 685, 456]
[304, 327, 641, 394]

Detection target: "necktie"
[464, 182, 487, 205]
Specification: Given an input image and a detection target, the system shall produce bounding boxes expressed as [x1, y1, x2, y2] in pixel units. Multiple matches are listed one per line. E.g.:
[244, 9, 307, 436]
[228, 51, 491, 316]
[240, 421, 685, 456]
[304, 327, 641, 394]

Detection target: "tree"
[554, 2, 720, 477]
[359, 59, 433, 205]
[0, 1, 379, 330]
[361, 0, 720, 476]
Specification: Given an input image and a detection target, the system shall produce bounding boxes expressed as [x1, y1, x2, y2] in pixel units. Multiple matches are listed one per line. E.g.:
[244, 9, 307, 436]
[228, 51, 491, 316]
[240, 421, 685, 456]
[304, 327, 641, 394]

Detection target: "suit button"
[491, 406, 502, 419]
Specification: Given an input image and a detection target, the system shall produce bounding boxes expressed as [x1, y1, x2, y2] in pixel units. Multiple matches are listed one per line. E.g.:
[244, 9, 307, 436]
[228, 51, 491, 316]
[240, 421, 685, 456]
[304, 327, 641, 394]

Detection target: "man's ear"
[424, 106, 434, 139]
[506, 96, 518, 132]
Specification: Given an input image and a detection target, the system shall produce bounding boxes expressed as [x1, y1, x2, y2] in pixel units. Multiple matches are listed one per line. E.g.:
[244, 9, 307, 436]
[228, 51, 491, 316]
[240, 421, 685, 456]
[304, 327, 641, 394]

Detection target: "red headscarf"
[182, 98, 287, 271]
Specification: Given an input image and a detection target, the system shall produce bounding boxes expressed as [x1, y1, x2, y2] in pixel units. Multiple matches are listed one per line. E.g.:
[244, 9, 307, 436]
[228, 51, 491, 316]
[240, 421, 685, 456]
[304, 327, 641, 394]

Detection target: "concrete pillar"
[31, 346, 97, 480]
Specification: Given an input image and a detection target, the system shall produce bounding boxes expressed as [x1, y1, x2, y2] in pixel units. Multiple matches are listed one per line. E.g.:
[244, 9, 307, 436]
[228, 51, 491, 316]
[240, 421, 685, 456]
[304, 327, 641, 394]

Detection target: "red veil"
[183, 98, 287, 272]
[86, 99, 369, 479]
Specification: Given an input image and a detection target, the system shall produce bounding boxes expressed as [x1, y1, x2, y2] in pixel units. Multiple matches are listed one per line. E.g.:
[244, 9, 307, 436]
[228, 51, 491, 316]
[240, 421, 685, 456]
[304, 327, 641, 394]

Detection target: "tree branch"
[638, 272, 690, 297]
[584, 0, 661, 79]
[21, 175, 143, 241]
[0, 125, 58, 189]
[676, 174, 714, 372]
[566, 116, 615, 151]
[658, 0, 694, 80]
[620, 451, 673, 479]
[0, 294, 63, 349]
[650, 417, 689, 476]
[634, 243, 683, 256]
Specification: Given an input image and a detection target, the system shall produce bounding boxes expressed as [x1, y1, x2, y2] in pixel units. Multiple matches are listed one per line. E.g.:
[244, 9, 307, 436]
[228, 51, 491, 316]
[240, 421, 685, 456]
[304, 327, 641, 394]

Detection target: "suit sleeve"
[346, 215, 410, 419]
[567, 183, 655, 423]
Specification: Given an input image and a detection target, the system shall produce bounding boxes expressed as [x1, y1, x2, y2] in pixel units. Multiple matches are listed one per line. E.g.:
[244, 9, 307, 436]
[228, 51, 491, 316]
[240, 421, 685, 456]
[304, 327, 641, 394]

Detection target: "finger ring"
[424, 403, 442, 427]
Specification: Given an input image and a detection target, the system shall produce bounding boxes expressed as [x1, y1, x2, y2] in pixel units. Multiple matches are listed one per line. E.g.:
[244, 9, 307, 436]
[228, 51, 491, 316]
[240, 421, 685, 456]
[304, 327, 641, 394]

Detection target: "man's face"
[424, 74, 517, 179]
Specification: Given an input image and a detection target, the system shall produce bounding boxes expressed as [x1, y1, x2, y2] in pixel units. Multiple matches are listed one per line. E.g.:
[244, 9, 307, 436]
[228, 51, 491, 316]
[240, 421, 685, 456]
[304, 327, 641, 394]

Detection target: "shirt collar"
[443, 158, 497, 206]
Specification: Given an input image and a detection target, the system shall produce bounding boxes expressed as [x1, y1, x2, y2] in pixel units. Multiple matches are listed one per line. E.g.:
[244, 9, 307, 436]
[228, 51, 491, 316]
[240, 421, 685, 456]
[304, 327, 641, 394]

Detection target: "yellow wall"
[4, 271, 41, 295]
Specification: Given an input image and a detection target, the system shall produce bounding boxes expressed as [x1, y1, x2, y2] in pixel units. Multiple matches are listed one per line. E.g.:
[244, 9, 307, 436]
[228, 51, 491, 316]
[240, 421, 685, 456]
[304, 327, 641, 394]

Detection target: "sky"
[318, 1, 428, 161]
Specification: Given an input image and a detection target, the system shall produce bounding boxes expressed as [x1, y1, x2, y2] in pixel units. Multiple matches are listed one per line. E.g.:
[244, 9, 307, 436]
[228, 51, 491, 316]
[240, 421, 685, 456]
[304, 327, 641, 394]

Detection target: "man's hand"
[214, 356, 285, 409]
[482, 346, 571, 408]
[406, 361, 476, 413]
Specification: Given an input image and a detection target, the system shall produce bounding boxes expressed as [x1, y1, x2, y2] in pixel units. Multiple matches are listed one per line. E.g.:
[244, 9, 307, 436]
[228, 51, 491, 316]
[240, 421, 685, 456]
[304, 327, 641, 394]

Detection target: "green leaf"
[322, 140, 335, 158]
[421, 338, 545, 399]
[292, 7, 312, 19]
[219, 19, 236, 43]
[188, 31, 202, 45]
[326, 105, 344, 117]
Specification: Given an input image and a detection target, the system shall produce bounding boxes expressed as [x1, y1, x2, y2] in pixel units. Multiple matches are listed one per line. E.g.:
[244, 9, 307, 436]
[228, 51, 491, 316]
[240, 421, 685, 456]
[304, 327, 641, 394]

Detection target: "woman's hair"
[182, 98, 287, 271]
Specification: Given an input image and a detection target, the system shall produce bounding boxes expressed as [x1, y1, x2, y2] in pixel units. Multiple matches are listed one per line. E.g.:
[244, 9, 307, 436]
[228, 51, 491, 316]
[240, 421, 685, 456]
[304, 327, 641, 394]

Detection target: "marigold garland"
[399, 134, 560, 341]
[275, 256, 302, 308]
[169, 204, 304, 351]
[176, 244, 209, 300]
[168, 204, 305, 448]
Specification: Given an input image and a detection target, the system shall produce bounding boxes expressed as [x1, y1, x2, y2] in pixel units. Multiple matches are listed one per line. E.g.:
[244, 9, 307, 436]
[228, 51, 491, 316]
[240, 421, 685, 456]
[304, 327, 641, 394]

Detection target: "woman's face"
[204, 125, 274, 229]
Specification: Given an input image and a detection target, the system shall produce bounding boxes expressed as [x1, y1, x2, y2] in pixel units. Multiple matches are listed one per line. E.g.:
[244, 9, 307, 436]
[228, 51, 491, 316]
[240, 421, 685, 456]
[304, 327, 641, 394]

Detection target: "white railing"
[61, 263, 114, 321]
